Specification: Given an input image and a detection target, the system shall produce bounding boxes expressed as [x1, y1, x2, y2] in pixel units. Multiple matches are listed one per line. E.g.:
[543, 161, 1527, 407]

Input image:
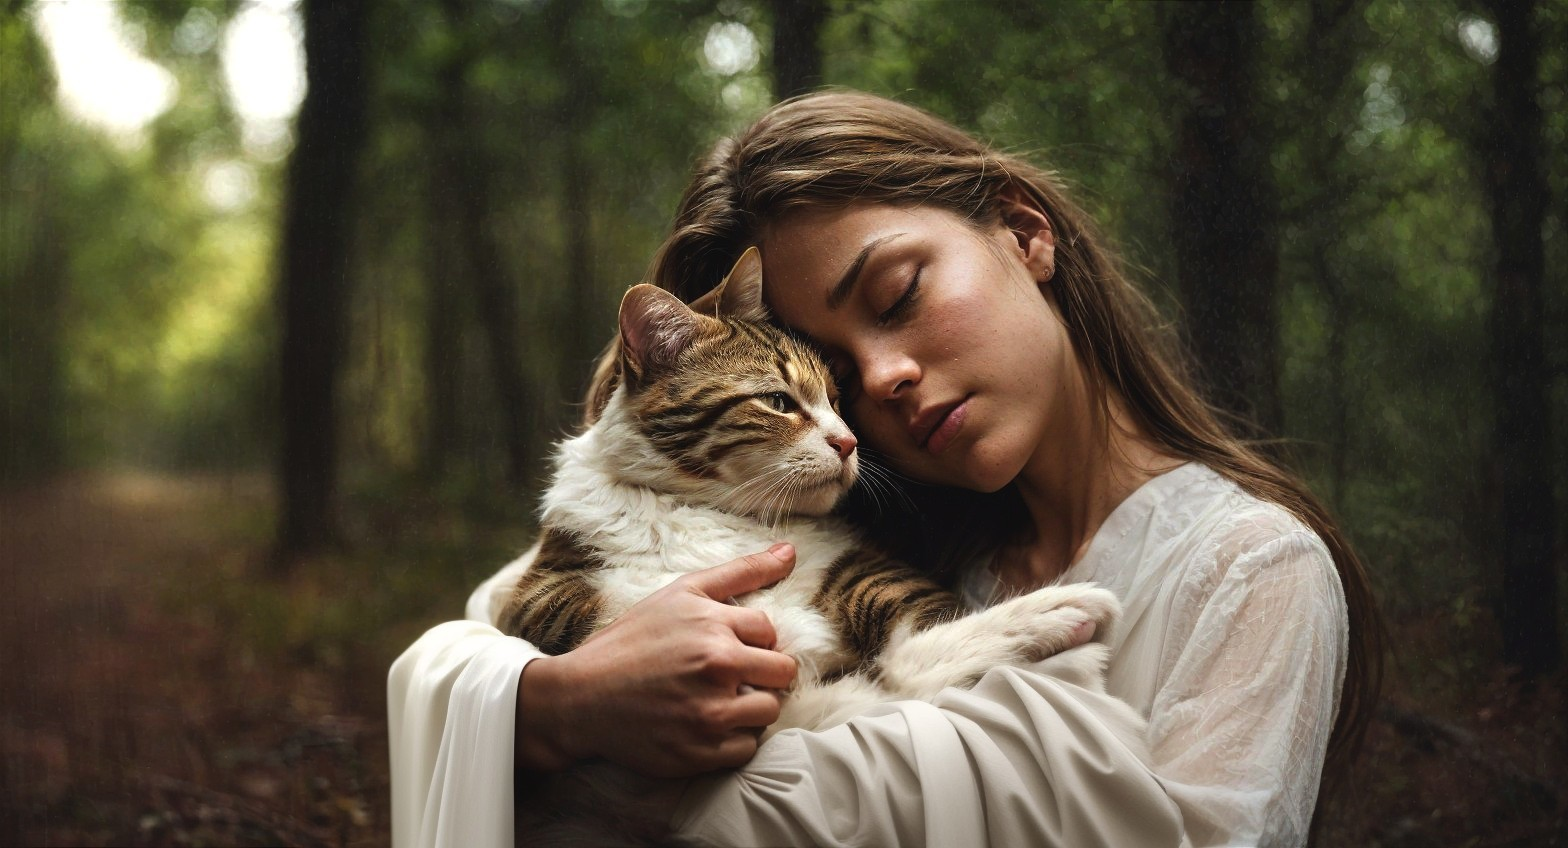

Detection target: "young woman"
[389, 90, 1381, 847]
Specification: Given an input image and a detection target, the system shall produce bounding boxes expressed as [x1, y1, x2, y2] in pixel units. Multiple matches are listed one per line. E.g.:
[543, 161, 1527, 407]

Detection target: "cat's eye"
[762, 392, 796, 413]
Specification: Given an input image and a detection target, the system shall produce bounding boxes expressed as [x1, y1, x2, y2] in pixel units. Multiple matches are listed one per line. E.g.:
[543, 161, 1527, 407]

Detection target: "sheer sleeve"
[671, 528, 1348, 848]
[1149, 529, 1349, 846]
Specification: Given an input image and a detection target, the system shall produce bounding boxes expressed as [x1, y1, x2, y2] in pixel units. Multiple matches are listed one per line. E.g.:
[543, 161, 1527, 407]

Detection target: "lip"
[909, 396, 970, 454]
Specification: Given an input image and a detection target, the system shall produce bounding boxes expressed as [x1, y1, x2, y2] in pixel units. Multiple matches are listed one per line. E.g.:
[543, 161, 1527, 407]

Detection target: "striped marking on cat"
[632, 318, 832, 479]
[810, 549, 963, 676]
[498, 527, 606, 655]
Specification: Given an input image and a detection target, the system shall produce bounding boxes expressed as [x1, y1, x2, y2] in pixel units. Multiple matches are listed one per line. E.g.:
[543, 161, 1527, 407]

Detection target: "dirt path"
[1, 473, 388, 847]
[4, 473, 1564, 846]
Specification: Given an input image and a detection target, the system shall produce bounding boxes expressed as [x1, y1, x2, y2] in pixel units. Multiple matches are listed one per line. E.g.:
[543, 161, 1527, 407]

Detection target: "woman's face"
[759, 202, 1080, 493]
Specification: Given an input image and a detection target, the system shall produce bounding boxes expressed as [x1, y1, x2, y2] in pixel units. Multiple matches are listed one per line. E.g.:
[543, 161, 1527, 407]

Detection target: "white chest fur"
[539, 421, 857, 679]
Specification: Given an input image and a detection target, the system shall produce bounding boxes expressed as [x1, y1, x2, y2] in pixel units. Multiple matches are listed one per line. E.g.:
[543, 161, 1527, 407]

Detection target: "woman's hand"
[515, 543, 800, 778]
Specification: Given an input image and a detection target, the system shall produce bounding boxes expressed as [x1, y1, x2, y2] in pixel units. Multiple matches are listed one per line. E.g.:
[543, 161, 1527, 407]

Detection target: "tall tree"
[1480, 0, 1558, 677]
[1163, 2, 1283, 435]
[0, 10, 66, 481]
[1292, 0, 1371, 502]
[419, 155, 465, 481]
[424, 0, 539, 491]
[276, 0, 370, 559]
[547, 0, 603, 427]
[770, 0, 827, 100]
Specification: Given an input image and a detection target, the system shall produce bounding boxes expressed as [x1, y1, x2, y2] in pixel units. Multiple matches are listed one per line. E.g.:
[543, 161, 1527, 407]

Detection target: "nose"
[858, 347, 918, 403]
[826, 433, 858, 460]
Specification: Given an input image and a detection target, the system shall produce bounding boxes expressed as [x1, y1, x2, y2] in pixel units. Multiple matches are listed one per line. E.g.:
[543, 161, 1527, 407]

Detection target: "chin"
[919, 441, 1026, 494]
[792, 483, 850, 516]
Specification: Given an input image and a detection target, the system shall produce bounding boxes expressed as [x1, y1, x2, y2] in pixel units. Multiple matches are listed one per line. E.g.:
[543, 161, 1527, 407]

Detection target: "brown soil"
[0, 472, 1563, 846]
[0, 473, 403, 847]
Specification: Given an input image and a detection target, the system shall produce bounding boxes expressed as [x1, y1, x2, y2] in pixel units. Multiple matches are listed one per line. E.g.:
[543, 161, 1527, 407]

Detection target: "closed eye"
[875, 266, 922, 326]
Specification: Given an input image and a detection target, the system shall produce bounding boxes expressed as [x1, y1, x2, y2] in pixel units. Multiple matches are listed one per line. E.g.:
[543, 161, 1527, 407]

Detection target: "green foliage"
[3, 1, 273, 476]
[5, 0, 1563, 626]
[824, 0, 1177, 281]
[5, 4, 1564, 840]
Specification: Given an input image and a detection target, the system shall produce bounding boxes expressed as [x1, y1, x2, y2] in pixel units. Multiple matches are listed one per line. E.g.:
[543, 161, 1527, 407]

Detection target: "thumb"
[686, 543, 796, 600]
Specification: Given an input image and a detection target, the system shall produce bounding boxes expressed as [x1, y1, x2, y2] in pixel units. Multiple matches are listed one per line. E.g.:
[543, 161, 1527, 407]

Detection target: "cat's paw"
[991, 584, 1121, 663]
[876, 583, 1121, 698]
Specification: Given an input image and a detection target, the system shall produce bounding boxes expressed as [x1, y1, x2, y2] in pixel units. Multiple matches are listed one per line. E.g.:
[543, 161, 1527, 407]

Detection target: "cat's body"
[500, 250, 1120, 846]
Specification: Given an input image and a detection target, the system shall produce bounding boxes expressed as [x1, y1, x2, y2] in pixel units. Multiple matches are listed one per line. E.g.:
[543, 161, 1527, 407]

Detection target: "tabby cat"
[501, 248, 1119, 845]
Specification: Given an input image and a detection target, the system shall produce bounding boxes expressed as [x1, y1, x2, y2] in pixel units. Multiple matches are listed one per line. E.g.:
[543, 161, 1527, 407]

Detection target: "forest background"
[2, 0, 1565, 845]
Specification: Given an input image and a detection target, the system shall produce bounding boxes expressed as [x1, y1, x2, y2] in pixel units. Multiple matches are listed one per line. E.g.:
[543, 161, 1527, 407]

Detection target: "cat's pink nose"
[827, 433, 857, 460]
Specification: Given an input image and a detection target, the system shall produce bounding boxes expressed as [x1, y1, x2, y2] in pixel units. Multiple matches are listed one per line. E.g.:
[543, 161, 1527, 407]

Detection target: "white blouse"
[388, 462, 1348, 848]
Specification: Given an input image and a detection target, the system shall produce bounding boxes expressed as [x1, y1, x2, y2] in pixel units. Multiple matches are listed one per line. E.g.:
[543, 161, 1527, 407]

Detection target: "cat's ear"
[720, 246, 768, 322]
[692, 246, 768, 323]
[619, 284, 701, 383]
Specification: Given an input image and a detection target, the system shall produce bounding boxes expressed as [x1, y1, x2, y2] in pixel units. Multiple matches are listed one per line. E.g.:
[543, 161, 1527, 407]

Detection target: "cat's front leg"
[874, 583, 1121, 700]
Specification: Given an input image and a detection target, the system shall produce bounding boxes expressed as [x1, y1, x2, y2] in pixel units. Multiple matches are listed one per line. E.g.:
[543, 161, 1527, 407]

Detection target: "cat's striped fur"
[500, 248, 1120, 845]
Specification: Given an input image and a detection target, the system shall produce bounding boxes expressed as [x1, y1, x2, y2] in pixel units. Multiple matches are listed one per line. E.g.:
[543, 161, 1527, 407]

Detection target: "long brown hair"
[584, 90, 1382, 834]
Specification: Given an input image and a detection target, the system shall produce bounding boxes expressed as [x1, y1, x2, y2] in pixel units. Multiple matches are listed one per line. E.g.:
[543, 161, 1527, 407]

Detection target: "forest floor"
[0, 471, 1564, 847]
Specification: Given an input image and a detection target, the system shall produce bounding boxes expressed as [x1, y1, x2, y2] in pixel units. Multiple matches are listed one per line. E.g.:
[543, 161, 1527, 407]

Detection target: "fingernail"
[769, 542, 794, 558]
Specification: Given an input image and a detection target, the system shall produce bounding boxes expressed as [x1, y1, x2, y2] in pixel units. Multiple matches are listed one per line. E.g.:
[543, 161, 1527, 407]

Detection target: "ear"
[691, 246, 769, 323]
[997, 184, 1056, 284]
[619, 284, 701, 383]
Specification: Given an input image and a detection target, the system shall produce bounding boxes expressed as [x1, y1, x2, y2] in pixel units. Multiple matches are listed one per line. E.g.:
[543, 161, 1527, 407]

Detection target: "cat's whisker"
[858, 448, 920, 486]
[735, 485, 785, 524]
[759, 471, 789, 529]
[768, 467, 807, 530]
[865, 467, 908, 514]
[857, 474, 891, 519]
[726, 467, 794, 515]
[732, 465, 798, 525]
[727, 483, 775, 519]
[850, 460, 889, 515]
[855, 453, 918, 516]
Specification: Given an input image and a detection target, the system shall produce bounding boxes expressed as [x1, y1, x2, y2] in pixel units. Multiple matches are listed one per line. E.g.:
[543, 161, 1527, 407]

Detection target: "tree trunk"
[1481, 0, 1558, 678]
[0, 169, 65, 482]
[420, 173, 464, 480]
[1, 17, 68, 482]
[1297, 0, 1367, 504]
[276, 0, 370, 561]
[558, 127, 599, 420]
[457, 164, 537, 492]
[1163, 2, 1282, 435]
[555, 2, 601, 423]
[435, 0, 539, 492]
[770, 0, 827, 100]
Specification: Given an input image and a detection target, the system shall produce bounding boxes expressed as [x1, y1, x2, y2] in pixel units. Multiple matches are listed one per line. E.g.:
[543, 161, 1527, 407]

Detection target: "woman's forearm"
[388, 621, 543, 848]
[673, 659, 1184, 848]
[515, 655, 582, 772]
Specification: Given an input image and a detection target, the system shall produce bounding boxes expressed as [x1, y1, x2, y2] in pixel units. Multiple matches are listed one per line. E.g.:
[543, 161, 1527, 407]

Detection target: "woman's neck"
[997, 392, 1182, 593]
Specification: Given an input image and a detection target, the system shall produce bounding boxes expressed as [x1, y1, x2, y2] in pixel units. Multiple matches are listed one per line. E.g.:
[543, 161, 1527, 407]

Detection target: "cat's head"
[612, 248, 858, 518]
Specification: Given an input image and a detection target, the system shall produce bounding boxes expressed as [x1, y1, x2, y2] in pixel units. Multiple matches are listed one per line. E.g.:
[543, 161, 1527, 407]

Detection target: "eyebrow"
[825, 233, 905, 311]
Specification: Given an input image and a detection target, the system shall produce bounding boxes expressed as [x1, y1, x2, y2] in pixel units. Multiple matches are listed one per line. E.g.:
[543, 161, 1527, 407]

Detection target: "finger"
[724, 606, 778, 649]
[724, 689, 784, 729]
[686, 543, 796, 600]
[703, 732, 761, 770]
[736, 646, 798, 690]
